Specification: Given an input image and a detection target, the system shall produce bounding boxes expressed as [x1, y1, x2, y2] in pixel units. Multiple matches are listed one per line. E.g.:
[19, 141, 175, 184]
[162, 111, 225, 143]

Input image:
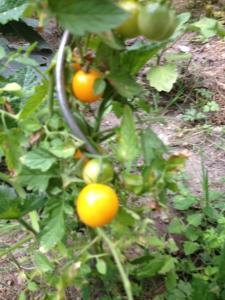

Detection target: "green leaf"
[159, 256, 177, 275]
[141, 128, 167, 166]
[94, 77, 106, 96]
[19, 80, 48, 120]
[0, 185, 45, 220]
[168, 218, 185, 234]
[121, 42, 165, 75]
[183, 241, 200, 256]
[34, 252, 53, 273]
[187, 213, 203, 227]
[173, 195, 198, 210]
[20, 148, 57, 172]
[0, 128, 23, 172]
[108, 73, 143, 98]
[117, 106, 139, 163]
[190, 17, 225, 39]
[0, 82, 21, 92]
[39, 200, 65, 253]
[0, 0, 28, 25]
[147, 64, 178, 92]
[18, 167, 57, 192]
[48, 0, 128, 36]
[96, 259, 107, 275]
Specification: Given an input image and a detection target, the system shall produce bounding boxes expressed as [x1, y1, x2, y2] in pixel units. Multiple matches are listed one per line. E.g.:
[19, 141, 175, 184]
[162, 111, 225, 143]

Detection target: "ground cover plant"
[0, 0, 225, 299]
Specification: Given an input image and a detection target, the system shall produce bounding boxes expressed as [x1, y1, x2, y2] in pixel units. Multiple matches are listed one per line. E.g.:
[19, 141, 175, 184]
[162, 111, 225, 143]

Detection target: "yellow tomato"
[72, 69, 103, 103]
[76, 184, 119, 227]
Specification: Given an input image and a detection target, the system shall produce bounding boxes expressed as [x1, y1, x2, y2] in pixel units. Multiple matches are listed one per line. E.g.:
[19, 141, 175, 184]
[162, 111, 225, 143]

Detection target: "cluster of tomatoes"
[116, 0, 177, 41]
[71, 1, 177, 105]
[75, 156, 119, 228]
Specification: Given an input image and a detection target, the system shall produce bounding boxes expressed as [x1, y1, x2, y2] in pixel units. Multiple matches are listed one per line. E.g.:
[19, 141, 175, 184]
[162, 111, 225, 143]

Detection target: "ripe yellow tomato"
[76, 184, 119, 228]
[72, 69, 103, 103]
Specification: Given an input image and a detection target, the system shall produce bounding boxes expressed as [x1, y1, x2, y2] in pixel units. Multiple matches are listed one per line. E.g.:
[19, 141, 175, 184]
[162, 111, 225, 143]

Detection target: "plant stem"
[0, 109, 18, 120]
[47, 69, 55, 117]
[0, 172, 26, 199]
[96, 228, 133, 300]
[18, 219, 38, 236]
[0, 235, 31, 259]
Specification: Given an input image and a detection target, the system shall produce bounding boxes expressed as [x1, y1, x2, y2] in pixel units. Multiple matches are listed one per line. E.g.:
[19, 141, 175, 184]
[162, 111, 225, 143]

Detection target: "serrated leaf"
[183, 241, 200, 256]
[159, 256, 176, 274]
[0, 128, 23, 172]
[39, 201, 65, 253]
[121, 42, 165, 75]
[108, 73, 143, 98]
[173, 195, 198, 210]
[19, 80, 48, 120]
[18, 167, 56, 192]
[0, 0, 28, 25]
[168, 218, 185, 234]
[48, 0, 128, 36]
[34, 252, 53, 273]
[187, 213, 203, 227]
[20, 148, 57, 172]
[117, 106, 139, 163]
[141, 128, 167, 166]
[147, 64, 178, 92]
[0, 185, 45, 219]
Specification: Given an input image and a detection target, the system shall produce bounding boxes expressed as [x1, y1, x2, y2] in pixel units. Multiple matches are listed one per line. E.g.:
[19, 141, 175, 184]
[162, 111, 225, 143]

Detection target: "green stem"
[0, 109, 18, 120]
[47, 70, 55, 117]
[18, 219, 38, 236]
[96, 228, 133, 300]
[0, 235, 31, 259]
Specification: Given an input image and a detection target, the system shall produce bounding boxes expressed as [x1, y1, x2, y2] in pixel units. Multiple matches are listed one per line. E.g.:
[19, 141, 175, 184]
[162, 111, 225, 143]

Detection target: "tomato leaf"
[0, 128, 23, 172]
[18, 167, 58, 192]
[116, 106, 139, 163]
[39, 200, 65, 253]
[108, 73, 143, 98]
[141, 128, 167, 166]
[0, 0, 28, 25]
[33, 252, 54, 273]
[147, 64, 178, 92]
[48, 0, 129, 36]
[19, 80, 48, 120]
[121, 42, 165, 75]
[20, 148, 57, 172]
[0, 184, 45, 220]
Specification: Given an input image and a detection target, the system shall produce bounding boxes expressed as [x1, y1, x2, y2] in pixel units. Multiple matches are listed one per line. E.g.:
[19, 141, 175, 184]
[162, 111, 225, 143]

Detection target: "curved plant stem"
[96, 228, 133, 300]
[18, 219, 38, 236]
[0, 172, 26, 199]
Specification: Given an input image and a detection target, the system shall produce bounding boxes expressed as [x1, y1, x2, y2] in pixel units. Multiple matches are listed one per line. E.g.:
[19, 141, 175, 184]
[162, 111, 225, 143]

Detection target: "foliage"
[0, 0, 225, 299]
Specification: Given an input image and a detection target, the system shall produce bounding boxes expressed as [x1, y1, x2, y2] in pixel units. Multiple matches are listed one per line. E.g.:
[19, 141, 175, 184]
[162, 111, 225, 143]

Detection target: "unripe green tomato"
[82, 158, 114, 184]
[116, 0, 140, 38]
[138, 3, 177, 41]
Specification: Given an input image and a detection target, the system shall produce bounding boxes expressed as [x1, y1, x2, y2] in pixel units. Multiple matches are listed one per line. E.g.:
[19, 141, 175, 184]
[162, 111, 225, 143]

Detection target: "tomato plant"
[82, 158, 114, 184]
[72, 69, 103, 103]
[138, 2, 177, 41]
[0, 1, 225, 299]
[76, 183, 119, 227]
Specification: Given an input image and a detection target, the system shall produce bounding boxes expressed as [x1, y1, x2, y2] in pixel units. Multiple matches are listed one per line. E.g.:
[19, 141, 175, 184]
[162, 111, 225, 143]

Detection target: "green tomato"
[116, 0, 140, 38]
[82, 158, 114, 184]
[138, 3, 177, 41]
